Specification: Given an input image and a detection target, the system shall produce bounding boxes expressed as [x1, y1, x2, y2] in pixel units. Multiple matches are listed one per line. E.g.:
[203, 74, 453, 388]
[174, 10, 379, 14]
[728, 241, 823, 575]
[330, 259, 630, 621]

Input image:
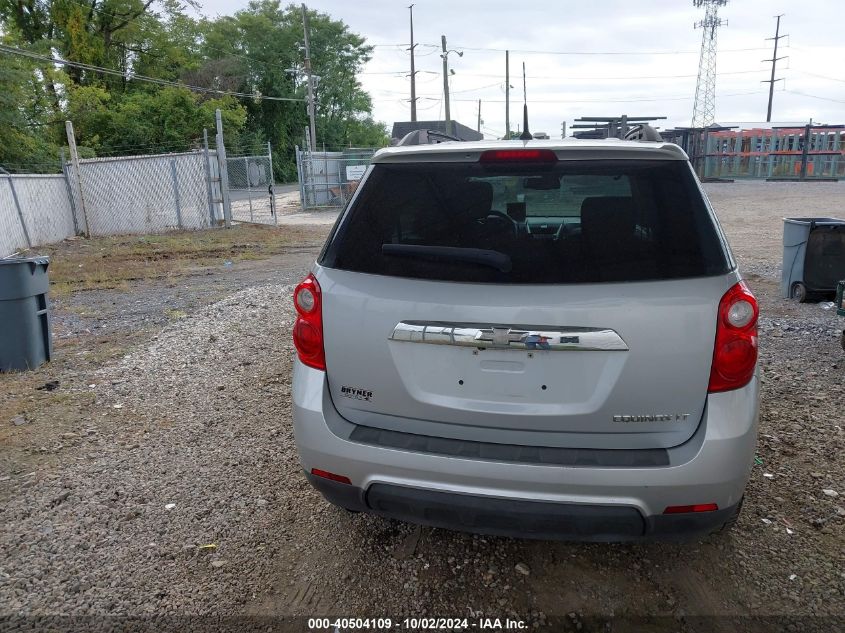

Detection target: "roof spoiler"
[623, 124, 663, 142]
[396, 129, 463, 146]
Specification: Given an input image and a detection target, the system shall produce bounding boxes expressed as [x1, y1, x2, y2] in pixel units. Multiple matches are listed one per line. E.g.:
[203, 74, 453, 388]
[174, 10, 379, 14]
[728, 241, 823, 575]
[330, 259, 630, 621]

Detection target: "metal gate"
[226, 146, 277, 225]
[295, 147, 376, 210]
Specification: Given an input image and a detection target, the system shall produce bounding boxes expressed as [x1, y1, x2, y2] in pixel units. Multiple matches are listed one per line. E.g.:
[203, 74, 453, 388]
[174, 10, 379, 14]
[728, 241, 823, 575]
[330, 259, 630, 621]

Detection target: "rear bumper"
[306, 472, 741, 542]
[293, 360, 759, 541]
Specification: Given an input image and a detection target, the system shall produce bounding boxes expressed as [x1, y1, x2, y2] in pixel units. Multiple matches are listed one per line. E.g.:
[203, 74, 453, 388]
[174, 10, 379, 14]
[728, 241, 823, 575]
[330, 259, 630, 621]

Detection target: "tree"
[288, 4, 388, 150]
[67, 85, 247, 154]
[0, 35, 62, 171]
[0, 0, 387, 179]
[199, 2, 388, 178]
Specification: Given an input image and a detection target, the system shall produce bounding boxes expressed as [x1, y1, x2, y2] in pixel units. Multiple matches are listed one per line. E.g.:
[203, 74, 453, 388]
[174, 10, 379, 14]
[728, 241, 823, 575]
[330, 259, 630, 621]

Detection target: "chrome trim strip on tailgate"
[389, 321, 629, 351]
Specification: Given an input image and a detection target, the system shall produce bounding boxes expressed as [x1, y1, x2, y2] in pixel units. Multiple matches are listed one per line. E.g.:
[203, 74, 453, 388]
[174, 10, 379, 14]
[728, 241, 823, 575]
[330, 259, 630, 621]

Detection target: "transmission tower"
[691, 0, 728, 128]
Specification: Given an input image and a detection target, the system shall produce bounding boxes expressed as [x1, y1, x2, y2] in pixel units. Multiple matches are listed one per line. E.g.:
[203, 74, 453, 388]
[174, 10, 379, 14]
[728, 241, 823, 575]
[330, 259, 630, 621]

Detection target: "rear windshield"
[320, 159, 730, 284]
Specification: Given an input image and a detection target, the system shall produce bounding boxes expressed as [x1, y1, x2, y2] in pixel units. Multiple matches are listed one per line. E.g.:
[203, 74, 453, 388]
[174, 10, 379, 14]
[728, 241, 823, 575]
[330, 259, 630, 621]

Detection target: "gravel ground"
[1, 181, 844, 631]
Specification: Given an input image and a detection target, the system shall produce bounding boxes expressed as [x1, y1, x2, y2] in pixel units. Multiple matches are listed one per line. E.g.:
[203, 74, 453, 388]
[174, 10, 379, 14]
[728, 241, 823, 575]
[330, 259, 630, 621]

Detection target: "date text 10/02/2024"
[307, 617, 528, 630]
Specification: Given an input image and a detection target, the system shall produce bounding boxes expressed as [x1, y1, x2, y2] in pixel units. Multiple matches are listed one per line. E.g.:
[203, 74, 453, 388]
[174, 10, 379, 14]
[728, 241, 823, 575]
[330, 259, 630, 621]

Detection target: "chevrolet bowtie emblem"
[479, 327, 527, 348]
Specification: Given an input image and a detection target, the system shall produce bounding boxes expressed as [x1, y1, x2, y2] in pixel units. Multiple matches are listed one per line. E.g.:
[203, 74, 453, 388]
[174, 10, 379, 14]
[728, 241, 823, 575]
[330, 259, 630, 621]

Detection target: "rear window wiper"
[382, 244, 513, 273]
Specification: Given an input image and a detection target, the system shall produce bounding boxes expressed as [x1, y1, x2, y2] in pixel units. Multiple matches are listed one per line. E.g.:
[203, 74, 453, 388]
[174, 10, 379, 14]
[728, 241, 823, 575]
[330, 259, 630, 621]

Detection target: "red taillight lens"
[310, 468, 351, 485]
[479, 149, 558, 163]
[663, 503, 719, 514]
[708, 281, 759, 393]
[292, 274, 325, 370]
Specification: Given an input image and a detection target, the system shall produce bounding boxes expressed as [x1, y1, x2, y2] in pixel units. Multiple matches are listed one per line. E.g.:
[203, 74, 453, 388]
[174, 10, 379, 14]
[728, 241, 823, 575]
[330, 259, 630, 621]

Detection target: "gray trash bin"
[0, 256, 52, 371]
[781, 217, 845, 301]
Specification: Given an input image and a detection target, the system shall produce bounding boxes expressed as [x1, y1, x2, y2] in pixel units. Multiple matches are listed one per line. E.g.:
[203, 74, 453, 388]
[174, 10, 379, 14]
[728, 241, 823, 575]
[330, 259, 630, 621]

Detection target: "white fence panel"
[77, 151, 213, 236]
[1, 174, 75, 256]
[2, 148, 222, 255]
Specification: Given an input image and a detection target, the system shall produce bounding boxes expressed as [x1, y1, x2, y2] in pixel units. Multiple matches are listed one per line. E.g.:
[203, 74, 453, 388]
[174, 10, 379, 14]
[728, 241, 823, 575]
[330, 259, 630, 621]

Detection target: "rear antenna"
[518, 62, 532, 141]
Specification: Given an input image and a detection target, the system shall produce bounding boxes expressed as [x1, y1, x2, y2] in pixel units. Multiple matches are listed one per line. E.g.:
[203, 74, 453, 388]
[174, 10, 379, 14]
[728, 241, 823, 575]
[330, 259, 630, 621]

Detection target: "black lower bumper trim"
[305, 472, 739, 542]
[366, 483, 645, 541]
[348, 424, 669, 467]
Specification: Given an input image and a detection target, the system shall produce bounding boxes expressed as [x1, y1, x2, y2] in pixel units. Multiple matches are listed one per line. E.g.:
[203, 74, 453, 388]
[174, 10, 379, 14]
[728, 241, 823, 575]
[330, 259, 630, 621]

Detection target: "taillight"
[310, 468, 351, 485]
[663, 503, 719, 514]
[292, 274, 325, 370]
[479, 149, 558, 163]
[708, 281, 758, 393]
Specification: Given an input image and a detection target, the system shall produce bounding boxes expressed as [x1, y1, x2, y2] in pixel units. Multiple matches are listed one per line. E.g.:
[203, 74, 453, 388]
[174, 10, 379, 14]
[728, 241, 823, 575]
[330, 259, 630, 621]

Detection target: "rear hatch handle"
[390, 321, 629, 352]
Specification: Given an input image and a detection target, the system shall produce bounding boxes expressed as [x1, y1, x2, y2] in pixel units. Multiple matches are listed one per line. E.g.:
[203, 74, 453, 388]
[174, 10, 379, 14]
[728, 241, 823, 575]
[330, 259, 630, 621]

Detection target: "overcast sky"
[203, 0, 845, 138]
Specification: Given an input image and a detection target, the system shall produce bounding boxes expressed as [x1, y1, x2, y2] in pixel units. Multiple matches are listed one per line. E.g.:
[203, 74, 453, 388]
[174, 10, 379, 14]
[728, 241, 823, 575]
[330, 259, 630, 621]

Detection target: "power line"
[450, 89, 763, 104]
[0, 45, 306, 102]
[370, 69, 767, 81]
[360, 70, 439, 75]
[372, 80, 505, 98]
[783, 89, 845, 104]
[429, 44, 772, 56]
[372, 42, 773, 55]
[363, 68, 768, 86]
[791, 69, 845, 84]
[372, 43, 439, 49]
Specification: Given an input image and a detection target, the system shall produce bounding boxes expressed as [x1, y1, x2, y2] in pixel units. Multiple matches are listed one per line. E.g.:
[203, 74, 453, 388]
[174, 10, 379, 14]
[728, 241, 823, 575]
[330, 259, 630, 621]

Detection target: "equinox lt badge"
[613, 413, 691, 423]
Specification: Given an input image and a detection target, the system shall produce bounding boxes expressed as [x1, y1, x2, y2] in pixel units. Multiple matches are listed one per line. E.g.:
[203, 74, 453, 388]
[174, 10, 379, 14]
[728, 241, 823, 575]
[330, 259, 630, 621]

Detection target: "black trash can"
[0, 256, 52, 371]
[782, 218, 845, 302]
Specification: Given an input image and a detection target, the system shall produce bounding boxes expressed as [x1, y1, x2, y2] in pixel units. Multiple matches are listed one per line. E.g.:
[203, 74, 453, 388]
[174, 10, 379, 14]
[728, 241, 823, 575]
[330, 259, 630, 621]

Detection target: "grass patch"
[24, 225, 323, 296]
[165, 308, 188, 320]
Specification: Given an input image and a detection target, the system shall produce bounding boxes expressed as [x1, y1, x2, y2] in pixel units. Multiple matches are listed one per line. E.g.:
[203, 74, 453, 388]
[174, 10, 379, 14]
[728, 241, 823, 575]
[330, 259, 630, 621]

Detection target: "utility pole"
[64, 120, 89, 236]
[215, 109, 232, 227]
[409, 4, 417, 121]
[505, 50, 510, 140]
[301, 3, 317, 151]
[763, 14, 787, 123]
[441, 35, 451, 136]
[561, 121, 566, 139]
[477, 99, 482, 133]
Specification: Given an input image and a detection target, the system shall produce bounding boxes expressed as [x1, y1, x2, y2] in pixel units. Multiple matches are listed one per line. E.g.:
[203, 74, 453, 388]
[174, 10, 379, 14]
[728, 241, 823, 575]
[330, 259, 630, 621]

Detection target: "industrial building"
[391, 120, 483, 143]
[661, 123, 845, 180]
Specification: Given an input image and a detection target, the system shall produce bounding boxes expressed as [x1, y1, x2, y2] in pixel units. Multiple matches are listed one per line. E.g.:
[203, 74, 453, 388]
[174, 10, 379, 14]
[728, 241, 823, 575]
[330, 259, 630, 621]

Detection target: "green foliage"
[0, 35, 62, 172]
[67, 85, 247, 154]
[0, 0, 388, 178]
[200, 1, 389, 174]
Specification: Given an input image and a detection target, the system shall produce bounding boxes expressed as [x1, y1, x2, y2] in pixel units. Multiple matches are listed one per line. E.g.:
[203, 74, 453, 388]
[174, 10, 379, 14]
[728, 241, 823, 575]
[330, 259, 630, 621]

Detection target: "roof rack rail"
[396, 129, 463, 146]
[623, 124, 663, 142]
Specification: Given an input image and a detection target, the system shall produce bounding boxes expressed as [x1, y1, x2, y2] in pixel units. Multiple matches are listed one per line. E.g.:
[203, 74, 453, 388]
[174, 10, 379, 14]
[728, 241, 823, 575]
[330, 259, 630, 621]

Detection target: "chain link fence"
[3, 116, 385, 255]
[2, 146, 226, 256]
[67, 151, 220, 236]
[295, 147, 375, 210]
[0, 112, 309, 255]
[1, 170, 76, 256]
[226, 151, 277, 225]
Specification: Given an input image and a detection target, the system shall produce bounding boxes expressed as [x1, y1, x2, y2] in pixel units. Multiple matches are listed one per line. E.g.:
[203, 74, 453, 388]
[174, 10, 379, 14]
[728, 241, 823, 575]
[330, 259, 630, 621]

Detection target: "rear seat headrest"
[580, 197, 636, 241]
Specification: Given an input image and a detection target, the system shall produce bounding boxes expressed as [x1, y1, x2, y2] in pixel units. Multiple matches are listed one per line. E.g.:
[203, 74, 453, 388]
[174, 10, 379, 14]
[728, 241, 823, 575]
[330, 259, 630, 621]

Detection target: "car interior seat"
[579, 196, 642, 279]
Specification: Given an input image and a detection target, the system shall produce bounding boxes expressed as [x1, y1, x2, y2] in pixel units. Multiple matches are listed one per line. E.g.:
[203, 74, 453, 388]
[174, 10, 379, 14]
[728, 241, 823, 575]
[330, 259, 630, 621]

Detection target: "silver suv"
[291, 139, 760, 541]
